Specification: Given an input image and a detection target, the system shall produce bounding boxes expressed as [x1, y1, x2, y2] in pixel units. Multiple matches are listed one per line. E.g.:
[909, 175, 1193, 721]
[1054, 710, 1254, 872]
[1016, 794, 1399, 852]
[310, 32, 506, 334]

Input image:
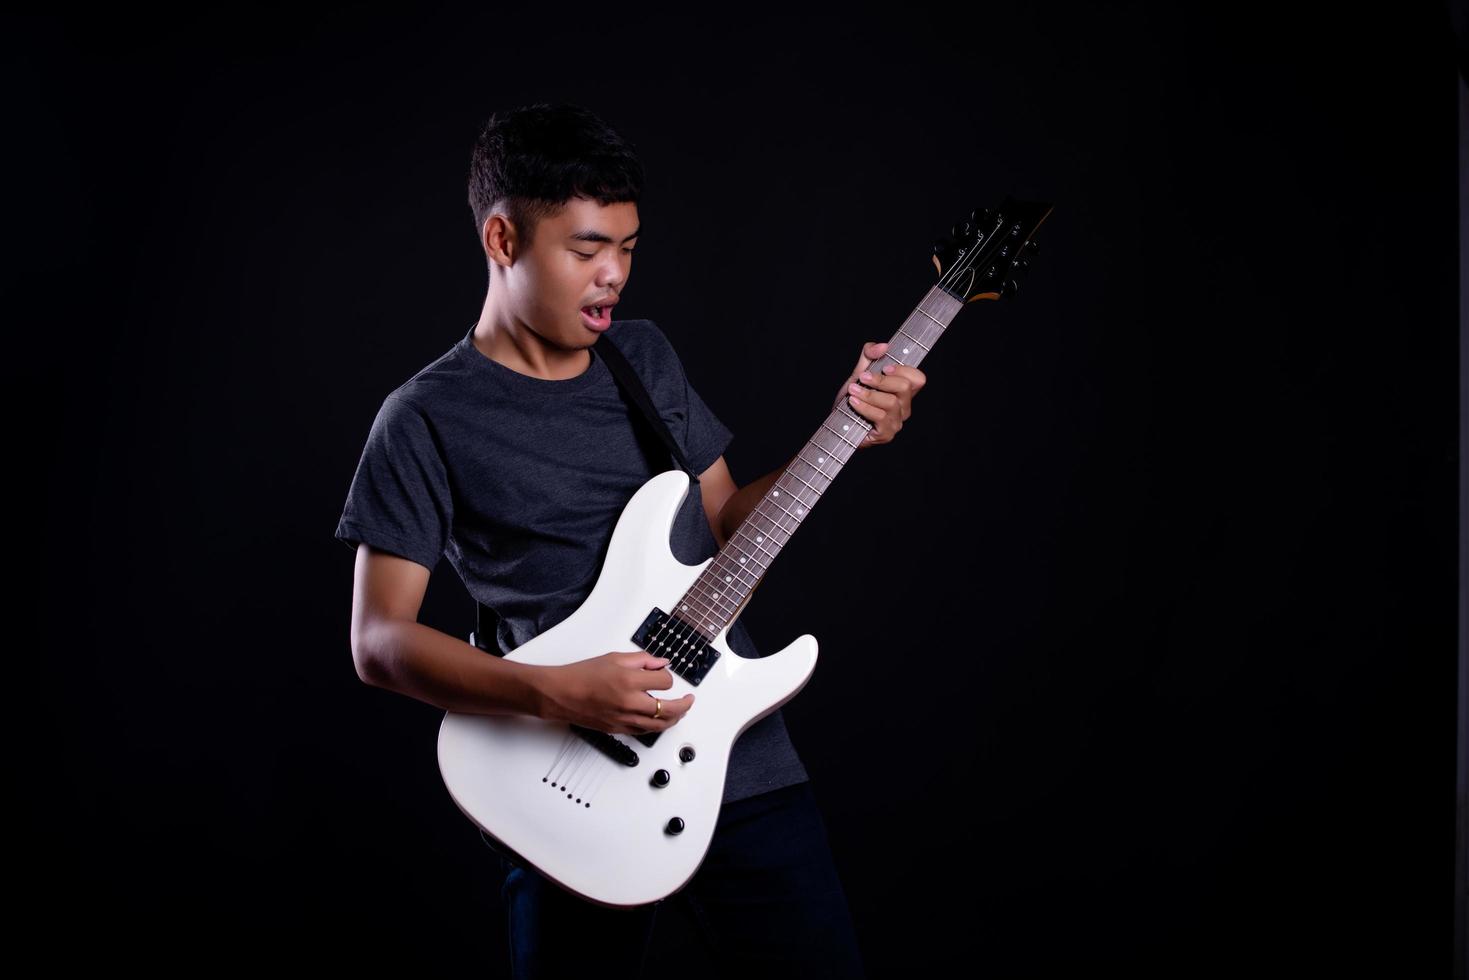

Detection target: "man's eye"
[573, 248, 635, 260]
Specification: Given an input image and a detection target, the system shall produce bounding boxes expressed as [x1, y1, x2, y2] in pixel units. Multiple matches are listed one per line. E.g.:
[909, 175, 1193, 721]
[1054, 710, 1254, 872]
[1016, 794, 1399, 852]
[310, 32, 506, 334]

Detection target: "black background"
[17, 3, 1462, 975]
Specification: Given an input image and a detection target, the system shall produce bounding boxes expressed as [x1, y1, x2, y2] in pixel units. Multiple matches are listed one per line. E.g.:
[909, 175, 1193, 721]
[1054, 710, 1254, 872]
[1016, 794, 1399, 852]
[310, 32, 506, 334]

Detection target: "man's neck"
[471, 315, 591, 381]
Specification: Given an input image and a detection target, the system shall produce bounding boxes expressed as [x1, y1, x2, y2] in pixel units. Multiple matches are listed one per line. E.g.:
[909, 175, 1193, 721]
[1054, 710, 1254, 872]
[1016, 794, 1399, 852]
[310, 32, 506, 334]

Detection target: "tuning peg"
[1015, 259, 1030, 275]
[1003, 279, 1020, 299]
[1028, 240, 1040, 254]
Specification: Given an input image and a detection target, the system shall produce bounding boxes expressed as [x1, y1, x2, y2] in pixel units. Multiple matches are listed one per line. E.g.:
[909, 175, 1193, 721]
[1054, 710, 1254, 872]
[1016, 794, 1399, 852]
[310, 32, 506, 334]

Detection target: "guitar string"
[637, 250, 980, 692]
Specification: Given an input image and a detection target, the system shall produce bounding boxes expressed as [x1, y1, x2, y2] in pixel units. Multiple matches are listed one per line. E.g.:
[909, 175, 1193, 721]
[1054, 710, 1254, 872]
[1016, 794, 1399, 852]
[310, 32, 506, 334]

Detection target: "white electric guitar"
[438, 197, 1053, 907]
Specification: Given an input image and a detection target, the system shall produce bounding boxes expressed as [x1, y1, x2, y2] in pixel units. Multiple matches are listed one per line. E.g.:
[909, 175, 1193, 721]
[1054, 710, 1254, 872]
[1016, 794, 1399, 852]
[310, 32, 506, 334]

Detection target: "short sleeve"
[640, 319, 734, 475]
[627, 318, 734, 476]
[334, 392, 453, 571]
[683, 376, 734, 476]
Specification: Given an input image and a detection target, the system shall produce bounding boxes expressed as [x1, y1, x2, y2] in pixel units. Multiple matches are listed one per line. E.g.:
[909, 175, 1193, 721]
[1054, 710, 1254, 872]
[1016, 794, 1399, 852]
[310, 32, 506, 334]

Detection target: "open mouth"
[579, 305, 612, 330]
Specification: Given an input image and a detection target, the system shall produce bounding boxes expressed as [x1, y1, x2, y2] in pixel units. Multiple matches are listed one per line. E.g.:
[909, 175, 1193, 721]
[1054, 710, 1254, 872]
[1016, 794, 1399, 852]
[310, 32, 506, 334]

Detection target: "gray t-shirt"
[335, 318, 809, 804]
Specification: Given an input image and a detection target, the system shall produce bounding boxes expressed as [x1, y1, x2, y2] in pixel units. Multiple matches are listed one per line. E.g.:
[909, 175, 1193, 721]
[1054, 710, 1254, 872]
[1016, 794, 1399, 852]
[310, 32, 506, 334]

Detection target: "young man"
[334, 102, 924, 978]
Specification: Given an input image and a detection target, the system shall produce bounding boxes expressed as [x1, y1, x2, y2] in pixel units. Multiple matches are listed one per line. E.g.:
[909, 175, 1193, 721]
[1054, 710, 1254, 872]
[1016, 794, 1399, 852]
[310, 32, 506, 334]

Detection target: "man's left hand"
[831, 341, 927, 449]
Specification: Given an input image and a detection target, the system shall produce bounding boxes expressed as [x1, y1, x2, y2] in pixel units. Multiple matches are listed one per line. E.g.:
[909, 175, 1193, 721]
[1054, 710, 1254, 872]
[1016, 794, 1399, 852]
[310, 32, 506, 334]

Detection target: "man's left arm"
[701, 340, 926, 547]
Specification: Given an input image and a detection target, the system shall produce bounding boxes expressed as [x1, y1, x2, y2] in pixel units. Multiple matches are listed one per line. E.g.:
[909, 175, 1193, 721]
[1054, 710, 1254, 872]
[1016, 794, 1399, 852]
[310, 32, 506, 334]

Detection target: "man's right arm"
[348, 543, 544, 716]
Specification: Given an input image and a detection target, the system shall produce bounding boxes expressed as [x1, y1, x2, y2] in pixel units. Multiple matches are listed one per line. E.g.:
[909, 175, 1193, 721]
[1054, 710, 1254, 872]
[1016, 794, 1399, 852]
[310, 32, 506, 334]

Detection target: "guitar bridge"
[570, 724, 642, 764]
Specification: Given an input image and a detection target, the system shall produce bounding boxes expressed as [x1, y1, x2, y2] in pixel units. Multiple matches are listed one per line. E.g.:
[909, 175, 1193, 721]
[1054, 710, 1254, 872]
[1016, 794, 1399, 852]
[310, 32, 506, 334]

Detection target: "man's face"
[497, 196, 639, 350]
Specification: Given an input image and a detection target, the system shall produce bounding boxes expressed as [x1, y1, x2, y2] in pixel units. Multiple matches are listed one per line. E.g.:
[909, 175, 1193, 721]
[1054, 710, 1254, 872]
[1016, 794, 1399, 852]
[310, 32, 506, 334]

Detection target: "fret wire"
[707, 568, 757, 599]
[894, 328, 931, 352]
[745, 510, 792, 546]
[783, 469, 825, 497]
[750, 518, 795, 550]
[810, 437, 846, 467]
[730, 525, 779, 563]
[734, 505, 790, 546]
[720, 537, 769, 573]
[820, 415, 858, 438]
[819, 418, 863, 447]
[753, 498, 799, 533]
[705, 559, 758, 594]
[705, 565, 755, 598]
[712, 543, 762, 579]
[676, 586, 724, 620]
[692, 575, 743, 607]
[794, 449, 835, 480]
[721, 534, 756, 562]
[675, 590, 722, 620]
[694, 589, 739, 619]
[761, 491, 805, 525]
[771, 473, 814, 505]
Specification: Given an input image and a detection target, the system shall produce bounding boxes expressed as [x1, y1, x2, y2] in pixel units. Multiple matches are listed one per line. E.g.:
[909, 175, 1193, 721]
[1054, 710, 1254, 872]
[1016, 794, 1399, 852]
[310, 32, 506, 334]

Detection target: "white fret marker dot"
[796, 507, 804, 515]
[842, 424, 849, 430]
[681, 604, 687, 610]
[740, 557, 746, 563]
[725, 575, 731, 581]
[709, 623, 715, 630]
[818, 457, 824, 463]
[903, 347, 910, 354]
[772, 490, 779, 497]
[756, 535, 763, 542]
[714, 592, 720, 599]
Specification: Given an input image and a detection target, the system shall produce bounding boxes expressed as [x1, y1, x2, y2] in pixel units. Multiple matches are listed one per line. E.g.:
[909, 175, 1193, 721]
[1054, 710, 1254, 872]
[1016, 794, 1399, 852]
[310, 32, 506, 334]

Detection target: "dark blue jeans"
[481, 779, 866, 979]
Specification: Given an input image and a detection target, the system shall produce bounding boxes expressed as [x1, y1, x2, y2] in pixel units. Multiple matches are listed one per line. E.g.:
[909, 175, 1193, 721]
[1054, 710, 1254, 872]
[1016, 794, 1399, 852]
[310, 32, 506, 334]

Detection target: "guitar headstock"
[931, 196, 1054, 303]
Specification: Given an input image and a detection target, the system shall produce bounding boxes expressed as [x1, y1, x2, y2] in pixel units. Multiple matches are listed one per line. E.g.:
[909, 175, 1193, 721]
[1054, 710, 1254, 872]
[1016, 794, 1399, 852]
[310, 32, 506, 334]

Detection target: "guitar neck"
[672, 284, 965, 638]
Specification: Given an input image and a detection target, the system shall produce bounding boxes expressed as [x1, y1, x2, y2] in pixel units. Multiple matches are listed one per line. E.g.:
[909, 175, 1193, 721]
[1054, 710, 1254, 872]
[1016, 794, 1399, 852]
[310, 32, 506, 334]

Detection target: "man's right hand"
[534, 652, 695, 735]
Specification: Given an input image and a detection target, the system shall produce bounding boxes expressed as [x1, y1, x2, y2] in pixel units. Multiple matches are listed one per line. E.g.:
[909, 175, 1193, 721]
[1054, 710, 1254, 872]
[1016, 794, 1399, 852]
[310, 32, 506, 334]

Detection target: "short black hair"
[467, 102, 644, 272]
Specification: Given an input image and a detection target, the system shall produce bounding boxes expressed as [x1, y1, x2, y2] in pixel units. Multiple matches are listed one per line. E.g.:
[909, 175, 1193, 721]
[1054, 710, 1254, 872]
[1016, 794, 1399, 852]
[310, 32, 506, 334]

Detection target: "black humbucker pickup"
[632, 607, 721, 689]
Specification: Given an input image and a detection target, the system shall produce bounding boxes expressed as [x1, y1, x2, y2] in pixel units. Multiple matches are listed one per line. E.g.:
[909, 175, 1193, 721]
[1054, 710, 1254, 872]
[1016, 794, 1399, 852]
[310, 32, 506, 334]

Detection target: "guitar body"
[437, 468, 819, 909]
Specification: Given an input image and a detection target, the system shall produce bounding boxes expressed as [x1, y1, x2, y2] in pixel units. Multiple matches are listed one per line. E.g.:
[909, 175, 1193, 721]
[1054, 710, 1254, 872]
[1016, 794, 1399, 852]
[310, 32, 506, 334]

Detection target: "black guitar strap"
[592, 332, 701, 482]
[472, 331, 699, 654]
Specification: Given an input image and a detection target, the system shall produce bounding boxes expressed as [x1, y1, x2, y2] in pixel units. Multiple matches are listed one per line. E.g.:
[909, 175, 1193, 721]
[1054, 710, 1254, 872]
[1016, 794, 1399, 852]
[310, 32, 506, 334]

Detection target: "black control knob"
[665, 817, 685, 835]
[651, 768, 670, 787]
[679, 746, 695, 763]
